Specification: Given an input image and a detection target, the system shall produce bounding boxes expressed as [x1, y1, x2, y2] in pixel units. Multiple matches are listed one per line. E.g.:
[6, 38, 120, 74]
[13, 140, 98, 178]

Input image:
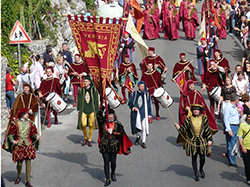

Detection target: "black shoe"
[104, 179, 111, 186]
[141, 142, 147, 149]
[194, 173, 199, 181]
[200, 169, 205, 178]
[111, 174, 117, 182]
[229, 163, 238, 167]
[134, 137, 140, 145]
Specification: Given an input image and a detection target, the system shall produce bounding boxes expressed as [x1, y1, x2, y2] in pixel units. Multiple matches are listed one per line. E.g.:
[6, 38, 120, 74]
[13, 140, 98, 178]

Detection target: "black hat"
[108, 108, 115, 115]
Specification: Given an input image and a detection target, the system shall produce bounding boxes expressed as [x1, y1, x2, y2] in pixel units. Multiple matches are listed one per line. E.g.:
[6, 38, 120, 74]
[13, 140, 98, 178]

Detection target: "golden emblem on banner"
[85, 41, 107, 59]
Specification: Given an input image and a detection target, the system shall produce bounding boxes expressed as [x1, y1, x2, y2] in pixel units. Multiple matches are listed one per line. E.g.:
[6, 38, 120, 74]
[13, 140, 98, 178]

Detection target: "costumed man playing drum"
[77, 76, 99, 147]
[141, 62, 163, 120]
[202, 60, 225, 116]
[38, 67, 62, 128]
[2, 108, 41, 187]
[140, 47, 168, 78]
[177, 80, 218, 147]
[128, 81, 152, 149]
[119, 54, 138, 103]
[68, 54, 89, 107]
[172, 53, 197, 84]
[174, 104, 213, 182]
[97, 105, 132, 186]
[212, 49, 231, 75]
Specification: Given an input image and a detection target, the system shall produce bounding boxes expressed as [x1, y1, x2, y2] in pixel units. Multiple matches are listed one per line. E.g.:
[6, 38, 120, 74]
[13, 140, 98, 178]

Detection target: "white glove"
[82, 72, 87, 76]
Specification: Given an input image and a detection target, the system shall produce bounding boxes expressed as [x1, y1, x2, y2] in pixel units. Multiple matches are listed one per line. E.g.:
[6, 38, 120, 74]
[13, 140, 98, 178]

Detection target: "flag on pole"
[198, 10, 206, 45]
[130, 0, 144, 32]
[126, 13, 148, 59]
[172, 71, 185, 92]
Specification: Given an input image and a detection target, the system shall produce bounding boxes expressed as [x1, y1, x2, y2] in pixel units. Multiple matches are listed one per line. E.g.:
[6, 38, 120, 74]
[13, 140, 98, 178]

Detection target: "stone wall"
[1, 57, 8, 132]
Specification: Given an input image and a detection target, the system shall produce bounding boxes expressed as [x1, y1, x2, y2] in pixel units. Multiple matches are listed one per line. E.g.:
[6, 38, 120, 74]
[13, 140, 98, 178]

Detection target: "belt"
[230, 124, 239, 126]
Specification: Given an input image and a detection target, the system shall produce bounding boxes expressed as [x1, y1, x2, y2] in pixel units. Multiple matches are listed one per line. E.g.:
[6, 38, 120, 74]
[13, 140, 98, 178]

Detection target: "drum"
[153, 87, 173, 108]
[105, 87, 120, 109]
[209, 86, 221, 102]
[46, 92, 67, 113]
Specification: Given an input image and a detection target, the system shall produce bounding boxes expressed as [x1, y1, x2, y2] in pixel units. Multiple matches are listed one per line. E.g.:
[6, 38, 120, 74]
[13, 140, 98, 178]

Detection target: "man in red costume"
[179, 0, 188, 31]
[177, 80, 218, 146]
[183, 2, 199, 40]
[202, 61, 225, 116]
[172, 53, 197, 83]
[2, 108, 41, 187]
[142, 2, 160, 40]
[141, 63, 163, 120]
[119, 54, 138, 103]
[215, 1, 227, 39]
[38, 67, 62, 127]
[140, 47, 168, 75]
[162, 1, 179, 40]
[212, 49, 231, 75]
[68, 54, 89, 107]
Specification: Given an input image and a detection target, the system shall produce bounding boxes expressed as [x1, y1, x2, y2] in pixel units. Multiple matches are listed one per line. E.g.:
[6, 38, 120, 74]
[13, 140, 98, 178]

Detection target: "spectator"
[43, 47, 55, 67]
[242, 40, 250, 66]
[231, 64, 248, 81]
[59, 43, 72, 65]
[5, 66, 16, 118]
[243, 60, 250, 77]
[242, 93, 250, 114]
[234, 15, 249, 48]
[230, 4, 237, 35]
[30, 54, 44, 93]
[237, 112, 250, 185]
[233, 71, 248, 97]
[221, 0, 232, 33]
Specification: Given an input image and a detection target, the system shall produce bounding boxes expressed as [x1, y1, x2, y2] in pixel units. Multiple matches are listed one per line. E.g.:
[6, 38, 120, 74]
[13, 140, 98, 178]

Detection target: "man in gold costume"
[77, 76, 99, 147]
[175, 104, 212, 182]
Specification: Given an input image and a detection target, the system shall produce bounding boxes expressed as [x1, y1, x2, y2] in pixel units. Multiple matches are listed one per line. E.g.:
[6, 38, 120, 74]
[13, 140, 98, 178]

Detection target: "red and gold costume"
[141, 55, 167, 74]
[68, 60, 89, 104]
[38, 76, 62, 127]
[212, 56, 231, 75]
[141, 69, 162, 119]
[172, 60, 197, 83]
[119, 59, 138, 101]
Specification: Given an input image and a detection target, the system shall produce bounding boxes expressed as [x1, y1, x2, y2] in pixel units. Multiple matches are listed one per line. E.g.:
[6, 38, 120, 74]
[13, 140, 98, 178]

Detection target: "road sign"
[9, 20, 32, 44]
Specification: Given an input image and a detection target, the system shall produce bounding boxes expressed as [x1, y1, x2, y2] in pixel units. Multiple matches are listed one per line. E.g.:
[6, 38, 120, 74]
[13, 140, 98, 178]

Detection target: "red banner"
[173, 71, 185, 92]
[68, 15, 122, 98]
[210, 0, 221, 30]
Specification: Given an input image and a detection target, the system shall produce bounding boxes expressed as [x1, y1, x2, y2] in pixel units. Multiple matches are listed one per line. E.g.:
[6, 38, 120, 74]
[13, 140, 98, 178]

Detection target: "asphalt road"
[1, 2, 248, 187]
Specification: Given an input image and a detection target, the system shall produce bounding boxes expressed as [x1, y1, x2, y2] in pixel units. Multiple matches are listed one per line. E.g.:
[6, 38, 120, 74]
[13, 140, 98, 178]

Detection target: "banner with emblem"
[172, 71, 185, 92]
[68, 15, 122, 98]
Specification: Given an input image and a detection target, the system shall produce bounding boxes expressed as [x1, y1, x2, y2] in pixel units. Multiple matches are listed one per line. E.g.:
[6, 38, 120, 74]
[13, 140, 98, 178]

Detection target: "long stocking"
[25, 159, 31, 182]
[153, 97, 160, 117]
[102, 153, 110, 179]
[88, 113, 95, 141]
[191, 154, 198, 175]
[122, 87, 126, 100]
[53, 110, 58, 123]
[17, 161, 23, 178]
[46, 109, 51, 125]
[110, 153, 117, 176]
[199, 154, 205, 171]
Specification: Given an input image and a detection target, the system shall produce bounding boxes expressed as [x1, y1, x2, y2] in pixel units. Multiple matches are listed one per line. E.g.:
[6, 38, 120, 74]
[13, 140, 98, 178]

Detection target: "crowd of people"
[2, 0, 250, 187]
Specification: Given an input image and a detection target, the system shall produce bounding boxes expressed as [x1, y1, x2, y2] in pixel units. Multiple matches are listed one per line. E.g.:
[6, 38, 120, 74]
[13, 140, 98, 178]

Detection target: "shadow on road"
[220, 170, 245, 183]
[67, 134, 85, 144]
[160, 164, 193, 178]
[166, 136, 182, 147]
[1, 170, 27, 183]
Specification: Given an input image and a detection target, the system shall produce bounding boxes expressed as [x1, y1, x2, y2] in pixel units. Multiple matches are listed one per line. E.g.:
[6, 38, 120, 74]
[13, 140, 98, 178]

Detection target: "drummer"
[38, 67, 62, 128]
[141, 62, 163, 120]
[202, 61, 224, 116]
[77, 76, 99, 147]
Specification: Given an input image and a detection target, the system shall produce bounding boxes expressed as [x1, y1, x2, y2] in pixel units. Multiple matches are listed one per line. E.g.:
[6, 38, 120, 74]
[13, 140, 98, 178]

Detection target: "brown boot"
[134, 136, 140, 145]
[14, 177, 21, 184]
[25, 181, 33, 187]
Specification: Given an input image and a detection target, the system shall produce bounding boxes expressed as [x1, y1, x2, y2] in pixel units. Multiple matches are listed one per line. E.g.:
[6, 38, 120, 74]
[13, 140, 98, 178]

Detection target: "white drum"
[46, 92, 67, 113]
[209, 86, 221, 102]
[153, 87, 173, 108]
[105, 87, 120, 109]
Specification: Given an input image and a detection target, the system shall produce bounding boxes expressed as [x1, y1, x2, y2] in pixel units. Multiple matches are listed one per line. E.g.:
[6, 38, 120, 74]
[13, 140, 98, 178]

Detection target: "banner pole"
[18, 43, 21, 67]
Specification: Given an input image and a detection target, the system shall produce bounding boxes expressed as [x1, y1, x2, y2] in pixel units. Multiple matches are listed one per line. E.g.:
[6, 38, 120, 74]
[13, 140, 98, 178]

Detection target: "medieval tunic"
[5, 119, 39, 162]
[141, 70, 162, 96]
[119, 62, 138, 93]
[141, 55, 167, 74]
[142, 7, 160, 40]
[163, 8, 180, 40]
[178, 115, 212, 156]
[172, 60, 197, 83]
[212, 57, 231, 75]
[179, 90, 218, 134]
[77, 85, 99, 130]
[11, 93, 38, 122]
[183, 7, 199, 39]
[215, 8, 227, 39]
[128, 90, 152, 135]
[179, 0, 187, 31]
[68, 61, 89, 85]
[197, 44, 214, 76]
[38, 77, 62, 99]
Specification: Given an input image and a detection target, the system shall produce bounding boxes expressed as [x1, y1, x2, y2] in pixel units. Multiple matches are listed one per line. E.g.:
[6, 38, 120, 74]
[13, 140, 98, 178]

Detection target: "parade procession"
[2, 0, 250, 186]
